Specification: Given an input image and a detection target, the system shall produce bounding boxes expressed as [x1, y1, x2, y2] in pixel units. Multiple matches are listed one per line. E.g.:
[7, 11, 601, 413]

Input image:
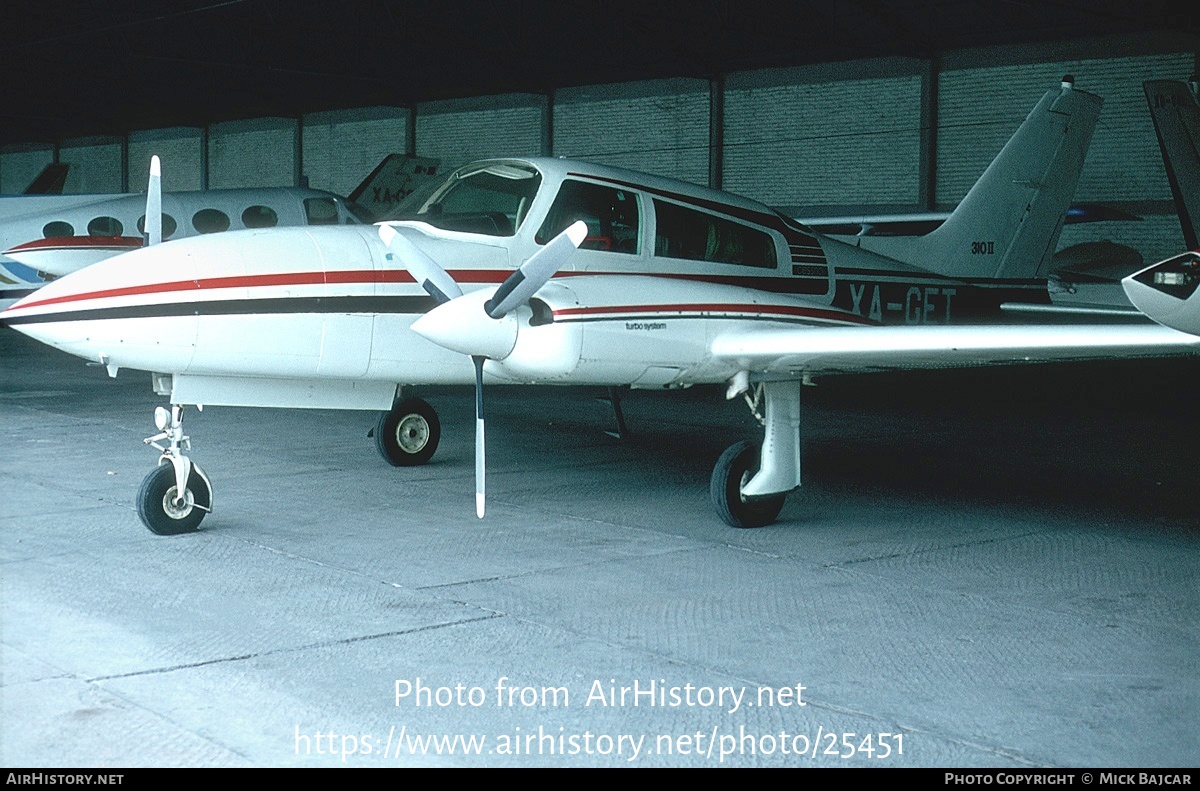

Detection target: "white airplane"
[7, 78, 1200, 535]
[0, 153, 440, 278]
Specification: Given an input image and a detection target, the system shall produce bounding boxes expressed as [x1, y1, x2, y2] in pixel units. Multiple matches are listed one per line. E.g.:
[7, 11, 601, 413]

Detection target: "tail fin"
[858, 78, 1101, 280]
[23, 163, 69, 195]
[1144, 79, 1200, 250]
[347, 153, 442, 221]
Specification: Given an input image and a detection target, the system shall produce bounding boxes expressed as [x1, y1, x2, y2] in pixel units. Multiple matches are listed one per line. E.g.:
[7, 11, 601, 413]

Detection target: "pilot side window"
[653, 200, 776, 269]
[536, 181, 639, 254]
[192, 208, 231, 234]
[406, 164, 542, 236]
[304, 197, 339, 226]
[87, 216, 123, 237]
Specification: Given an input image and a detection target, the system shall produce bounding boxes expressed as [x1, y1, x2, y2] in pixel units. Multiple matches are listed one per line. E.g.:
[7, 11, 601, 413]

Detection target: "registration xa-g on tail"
[6, 78, 1198, 533]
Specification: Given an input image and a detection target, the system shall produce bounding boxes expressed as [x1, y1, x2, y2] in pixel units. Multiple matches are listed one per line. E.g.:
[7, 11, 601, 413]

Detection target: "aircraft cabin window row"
[37, 201, 340, 242]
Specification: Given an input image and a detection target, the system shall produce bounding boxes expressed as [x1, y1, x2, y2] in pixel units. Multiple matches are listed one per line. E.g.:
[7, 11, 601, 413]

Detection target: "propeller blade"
[473, 355, 486, 518]
[485, 220, 587, 318]
[378, 224, 463, 304]
[144, 155, 162, 246]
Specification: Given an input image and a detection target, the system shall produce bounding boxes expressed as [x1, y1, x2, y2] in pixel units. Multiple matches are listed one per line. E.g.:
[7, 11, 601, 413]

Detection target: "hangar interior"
[2, 1, 1199, 769]
[2, 4, 1197, 263]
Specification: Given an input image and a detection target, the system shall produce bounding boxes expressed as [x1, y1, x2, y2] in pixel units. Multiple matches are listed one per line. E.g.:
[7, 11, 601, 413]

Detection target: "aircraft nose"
[0, 238, 204, 369]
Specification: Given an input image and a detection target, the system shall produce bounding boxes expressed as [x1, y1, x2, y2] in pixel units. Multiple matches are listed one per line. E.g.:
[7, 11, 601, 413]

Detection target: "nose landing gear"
[137, 405, 212, 535]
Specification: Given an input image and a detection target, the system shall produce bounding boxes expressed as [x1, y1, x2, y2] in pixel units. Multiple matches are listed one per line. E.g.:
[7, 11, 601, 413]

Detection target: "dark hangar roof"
[1, 0, 1196, 143]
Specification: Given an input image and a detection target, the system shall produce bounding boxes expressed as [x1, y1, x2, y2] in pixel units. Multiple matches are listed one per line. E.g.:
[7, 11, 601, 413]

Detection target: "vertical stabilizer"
[1144, 79, 1200, 250]
[857, 78, 1102, 280]
[347, 154, 442, 221]
[22, 163, 69, 195]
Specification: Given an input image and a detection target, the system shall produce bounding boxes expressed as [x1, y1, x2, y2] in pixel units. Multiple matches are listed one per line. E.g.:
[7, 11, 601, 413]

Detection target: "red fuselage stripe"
[5, 235, 144, 253]
[554, 303, 870, 324]
[5, 269, 865, 325]
[9, 269, 527, 312]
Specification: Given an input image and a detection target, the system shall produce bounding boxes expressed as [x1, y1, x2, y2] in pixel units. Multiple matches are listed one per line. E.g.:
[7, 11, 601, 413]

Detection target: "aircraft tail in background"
[1144, 79, 1200, 250]
[347, 154, 441, 221]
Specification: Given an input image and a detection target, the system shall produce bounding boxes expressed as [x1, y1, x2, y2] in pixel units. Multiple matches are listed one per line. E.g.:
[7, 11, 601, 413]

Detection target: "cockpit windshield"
[389, 162, 542, 236]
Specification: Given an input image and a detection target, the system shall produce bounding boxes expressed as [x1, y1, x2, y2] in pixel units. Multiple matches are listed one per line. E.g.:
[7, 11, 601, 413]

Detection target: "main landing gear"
[373, 397, 441, 466]
[709, 380, 802, 528]
[137, 405, 212, 535]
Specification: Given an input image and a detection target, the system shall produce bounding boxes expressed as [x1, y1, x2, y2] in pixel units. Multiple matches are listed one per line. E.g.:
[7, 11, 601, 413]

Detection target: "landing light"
[154, 406, 170, 431]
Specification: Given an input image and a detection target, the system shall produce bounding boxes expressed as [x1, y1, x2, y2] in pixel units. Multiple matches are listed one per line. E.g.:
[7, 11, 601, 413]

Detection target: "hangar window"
[652, 200, 776, 269]
[536, 181, 639, 254]
[242, 205, 279, 228]
[193, 208, 231, 234]
[304, 197, 339, 226]
[137, 214, 179, 239]
[87, 216, 123, 237]
[42, 221, 74, 238]
[396, 162, 542, 237]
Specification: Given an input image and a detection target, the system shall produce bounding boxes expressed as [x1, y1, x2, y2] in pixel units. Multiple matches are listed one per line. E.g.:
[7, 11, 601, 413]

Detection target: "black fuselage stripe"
[1, 295, 438, 326]
[557, 314, 841, 327]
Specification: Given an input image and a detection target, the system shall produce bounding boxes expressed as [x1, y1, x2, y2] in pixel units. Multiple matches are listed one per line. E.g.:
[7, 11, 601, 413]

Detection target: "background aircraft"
[0, 154, 440, 279]
[7, 79, 1199, 535]
[1120, 79, 1200, 335]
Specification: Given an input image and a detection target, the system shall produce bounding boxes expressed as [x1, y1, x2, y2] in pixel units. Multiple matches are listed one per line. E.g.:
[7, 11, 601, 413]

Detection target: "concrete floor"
[1, 325, 1197, 767]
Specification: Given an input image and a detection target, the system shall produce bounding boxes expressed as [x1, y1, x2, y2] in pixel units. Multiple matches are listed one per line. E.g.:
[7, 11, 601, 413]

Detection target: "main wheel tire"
[710, 440, 786, 528]
[136, 463, 211, 535]
[375, 397, 440, 466]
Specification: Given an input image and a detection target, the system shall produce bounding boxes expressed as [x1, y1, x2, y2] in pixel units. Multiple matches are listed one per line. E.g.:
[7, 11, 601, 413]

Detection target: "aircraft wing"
[710, 322, 1200, 376]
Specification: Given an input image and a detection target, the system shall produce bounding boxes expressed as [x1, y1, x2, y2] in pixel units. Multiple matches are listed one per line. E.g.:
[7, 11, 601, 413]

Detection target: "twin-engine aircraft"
[6, 78, 1200, 534]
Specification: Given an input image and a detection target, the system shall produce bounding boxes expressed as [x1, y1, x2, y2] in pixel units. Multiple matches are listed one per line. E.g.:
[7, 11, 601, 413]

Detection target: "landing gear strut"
[710, 381, 802, 528]
[138, 405, 212, 535]
[374, 397, 441, 466]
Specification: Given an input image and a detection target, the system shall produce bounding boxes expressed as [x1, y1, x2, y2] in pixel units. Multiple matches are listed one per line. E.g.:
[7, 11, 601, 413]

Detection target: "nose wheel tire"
[136, 463, 211, 535]
[710, 440, 786, 528]
[375, 397, 441, 466]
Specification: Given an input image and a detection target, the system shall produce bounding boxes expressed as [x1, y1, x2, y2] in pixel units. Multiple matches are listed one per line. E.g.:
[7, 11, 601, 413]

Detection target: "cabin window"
[536, 180, 640, 254]
[652, 200, 776, 268]
[87, 216, 123, 237]
[398, 163, 542, 237]
[192, 208, 231, 234]
[304, 197, 339, 226]
[242, 205, 279, 228]
[42, 221, 73, 238]
[137, 214, 178, 239]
